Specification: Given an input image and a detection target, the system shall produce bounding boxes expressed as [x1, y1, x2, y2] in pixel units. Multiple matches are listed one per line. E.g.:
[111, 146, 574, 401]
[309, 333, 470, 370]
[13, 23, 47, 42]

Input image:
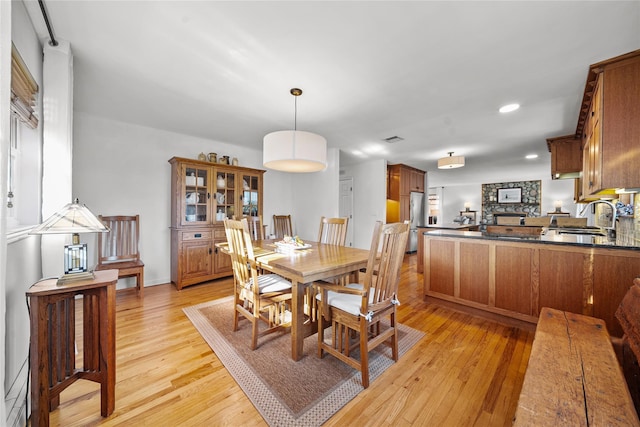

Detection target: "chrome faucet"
[578, 200, 618, 237]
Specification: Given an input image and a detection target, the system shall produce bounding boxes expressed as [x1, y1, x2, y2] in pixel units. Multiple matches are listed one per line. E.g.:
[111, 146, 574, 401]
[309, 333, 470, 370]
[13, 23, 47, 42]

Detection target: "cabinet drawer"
[181, 231, 212, 241]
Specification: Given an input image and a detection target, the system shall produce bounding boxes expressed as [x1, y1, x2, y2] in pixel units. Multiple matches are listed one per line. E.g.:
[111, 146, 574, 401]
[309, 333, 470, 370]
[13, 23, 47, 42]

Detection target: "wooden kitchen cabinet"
[169, 157, 264, 289]
[546, 135, 582, 179]
[386, 164, 425, 224]
[578, 50, 640, 196]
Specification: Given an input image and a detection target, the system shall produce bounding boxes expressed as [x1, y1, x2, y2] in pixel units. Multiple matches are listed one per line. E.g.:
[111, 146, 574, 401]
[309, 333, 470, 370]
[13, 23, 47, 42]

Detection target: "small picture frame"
[497, 187, 522, 203]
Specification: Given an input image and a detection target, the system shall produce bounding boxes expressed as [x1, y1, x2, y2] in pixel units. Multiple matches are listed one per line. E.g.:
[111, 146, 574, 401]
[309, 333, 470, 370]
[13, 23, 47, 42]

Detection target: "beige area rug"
[183, 297, 424, 427]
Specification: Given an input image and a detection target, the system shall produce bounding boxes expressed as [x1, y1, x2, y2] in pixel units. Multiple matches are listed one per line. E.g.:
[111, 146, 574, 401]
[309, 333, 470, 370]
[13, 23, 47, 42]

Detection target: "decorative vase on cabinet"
[168, 157, 265, 289]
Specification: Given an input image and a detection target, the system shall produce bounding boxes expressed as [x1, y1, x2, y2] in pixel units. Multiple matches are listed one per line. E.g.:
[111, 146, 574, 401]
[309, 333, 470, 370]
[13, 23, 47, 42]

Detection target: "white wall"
[340, 159, 387, 249]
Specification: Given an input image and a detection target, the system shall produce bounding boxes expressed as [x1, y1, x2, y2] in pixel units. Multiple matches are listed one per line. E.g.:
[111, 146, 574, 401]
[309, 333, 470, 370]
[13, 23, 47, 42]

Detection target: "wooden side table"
[26, 269, 118, 427]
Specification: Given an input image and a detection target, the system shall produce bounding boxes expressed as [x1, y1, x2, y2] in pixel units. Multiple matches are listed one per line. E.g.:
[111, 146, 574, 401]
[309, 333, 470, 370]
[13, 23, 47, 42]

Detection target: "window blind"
[11, 43, 39, 129]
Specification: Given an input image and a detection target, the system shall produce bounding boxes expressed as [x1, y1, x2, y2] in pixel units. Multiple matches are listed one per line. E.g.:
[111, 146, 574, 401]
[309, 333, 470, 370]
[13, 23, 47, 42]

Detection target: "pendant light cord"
[294, 95, 297, 131]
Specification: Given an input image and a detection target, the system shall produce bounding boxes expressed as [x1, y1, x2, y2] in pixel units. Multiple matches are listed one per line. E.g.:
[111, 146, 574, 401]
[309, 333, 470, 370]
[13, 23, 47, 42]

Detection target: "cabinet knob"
[210, 248, 214, 255]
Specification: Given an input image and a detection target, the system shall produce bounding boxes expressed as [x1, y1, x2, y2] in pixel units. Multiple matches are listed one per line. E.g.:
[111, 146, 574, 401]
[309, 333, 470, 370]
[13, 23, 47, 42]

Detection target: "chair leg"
[136, 270, 144, 298]
[360, 319, 370, 388]
[317, 307, 325, 358]
[251, 316, 259, 350]
[391, 312, 398, 361]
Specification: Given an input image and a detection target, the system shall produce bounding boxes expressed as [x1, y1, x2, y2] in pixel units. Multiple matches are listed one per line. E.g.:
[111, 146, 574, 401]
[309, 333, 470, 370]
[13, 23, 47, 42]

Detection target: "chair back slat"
[317, 216, 349, 246]
[362, 222, 410, 309]
[98, 215, 141, 263]
[246, 215, 264, 241]
[273, 214, 293, 239]
[224, 218, 259, 292]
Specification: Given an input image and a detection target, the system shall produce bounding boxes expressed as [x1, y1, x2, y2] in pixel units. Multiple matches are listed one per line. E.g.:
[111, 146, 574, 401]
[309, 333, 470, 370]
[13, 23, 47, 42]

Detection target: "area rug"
[183, 297, 424, 427]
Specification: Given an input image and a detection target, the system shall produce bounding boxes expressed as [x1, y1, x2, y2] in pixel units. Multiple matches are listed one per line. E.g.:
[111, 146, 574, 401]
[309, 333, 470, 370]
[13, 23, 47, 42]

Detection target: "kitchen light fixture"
[437, 152, 465, 169]
[31, 198, 109, 284]
[263, 88, 327, 173]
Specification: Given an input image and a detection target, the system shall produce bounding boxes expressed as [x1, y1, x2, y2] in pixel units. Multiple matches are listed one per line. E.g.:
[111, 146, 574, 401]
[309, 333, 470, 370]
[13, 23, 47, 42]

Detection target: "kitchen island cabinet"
[422, 230, 640, 337]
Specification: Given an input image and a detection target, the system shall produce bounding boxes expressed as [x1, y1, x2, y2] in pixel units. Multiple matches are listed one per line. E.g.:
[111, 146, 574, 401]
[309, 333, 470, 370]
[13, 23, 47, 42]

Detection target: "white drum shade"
[263, 130, 327, 173]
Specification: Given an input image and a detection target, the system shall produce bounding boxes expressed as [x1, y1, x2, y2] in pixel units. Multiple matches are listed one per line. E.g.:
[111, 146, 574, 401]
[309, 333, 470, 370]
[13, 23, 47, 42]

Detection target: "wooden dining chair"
[317, 216, 349, 246]
[234, 215, 265, 241]
[308, 216, 350, 319]
[316, 221, 410, 388]
[95, 215, 144, 297]
[224, 218, 292, 350]
[273, 214, 293, 239]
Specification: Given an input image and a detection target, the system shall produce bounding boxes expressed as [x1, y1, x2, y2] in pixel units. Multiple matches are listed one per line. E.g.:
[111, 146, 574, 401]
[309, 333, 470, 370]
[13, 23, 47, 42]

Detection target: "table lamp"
[31, 198, 109, 284]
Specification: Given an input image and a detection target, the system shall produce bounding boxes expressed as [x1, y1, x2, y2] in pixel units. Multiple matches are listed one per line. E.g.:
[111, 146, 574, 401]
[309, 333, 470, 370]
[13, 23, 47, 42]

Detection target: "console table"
[27, 269, 117, 427]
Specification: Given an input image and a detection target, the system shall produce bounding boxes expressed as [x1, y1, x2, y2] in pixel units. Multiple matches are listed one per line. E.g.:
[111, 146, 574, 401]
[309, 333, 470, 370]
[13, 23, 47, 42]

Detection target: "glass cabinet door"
[183, 165, 211, 225]
[214, 170, 236, 221]
[241, 173, 261, 217]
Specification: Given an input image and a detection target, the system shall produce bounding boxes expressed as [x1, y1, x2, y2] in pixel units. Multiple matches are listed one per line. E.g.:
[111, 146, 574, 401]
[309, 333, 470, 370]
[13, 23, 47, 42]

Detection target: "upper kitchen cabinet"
[546, 135, 581, 179]
[386, 163, 425, 224]
[578, 50, 640, 197]
[388, 164, 425, 198]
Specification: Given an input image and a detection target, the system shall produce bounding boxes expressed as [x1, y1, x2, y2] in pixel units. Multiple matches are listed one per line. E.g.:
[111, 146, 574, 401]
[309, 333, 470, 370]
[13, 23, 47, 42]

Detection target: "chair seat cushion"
[317, 283, 368, 316]
[249, 274, 291, 294]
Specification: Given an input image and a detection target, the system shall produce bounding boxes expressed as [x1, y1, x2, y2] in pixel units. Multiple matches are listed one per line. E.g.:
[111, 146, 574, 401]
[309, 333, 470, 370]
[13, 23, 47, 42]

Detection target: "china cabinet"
[169, 157, 264, 289]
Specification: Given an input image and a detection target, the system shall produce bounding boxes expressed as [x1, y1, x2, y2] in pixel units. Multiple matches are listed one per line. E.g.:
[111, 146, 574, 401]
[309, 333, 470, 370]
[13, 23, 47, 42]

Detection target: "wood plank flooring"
[47, 254, 534, 426]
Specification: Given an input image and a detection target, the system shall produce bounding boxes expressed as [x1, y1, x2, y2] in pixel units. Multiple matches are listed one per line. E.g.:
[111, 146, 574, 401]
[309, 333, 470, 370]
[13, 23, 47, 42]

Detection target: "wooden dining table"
[251, 240, 371, 361]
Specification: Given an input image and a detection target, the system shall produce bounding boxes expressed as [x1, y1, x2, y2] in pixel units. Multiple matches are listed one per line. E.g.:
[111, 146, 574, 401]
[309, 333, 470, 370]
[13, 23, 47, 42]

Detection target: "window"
[6, 43, 40, 237]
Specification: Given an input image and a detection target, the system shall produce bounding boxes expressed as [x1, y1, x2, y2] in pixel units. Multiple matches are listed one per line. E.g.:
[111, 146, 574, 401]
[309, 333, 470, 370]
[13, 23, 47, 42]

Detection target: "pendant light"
[263, 88, 327, 173]
[437, 151, 465, 169]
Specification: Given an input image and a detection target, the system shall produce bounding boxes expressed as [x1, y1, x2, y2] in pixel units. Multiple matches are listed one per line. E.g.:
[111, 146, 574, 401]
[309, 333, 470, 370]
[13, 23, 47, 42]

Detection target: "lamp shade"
[263, 130, 327, 173]
[31, 199, 109, 235]
[437, 153, 465, 169]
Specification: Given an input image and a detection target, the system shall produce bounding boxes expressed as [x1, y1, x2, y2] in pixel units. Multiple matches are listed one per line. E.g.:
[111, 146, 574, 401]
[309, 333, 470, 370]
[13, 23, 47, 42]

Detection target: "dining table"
[243, 240, 371, 361]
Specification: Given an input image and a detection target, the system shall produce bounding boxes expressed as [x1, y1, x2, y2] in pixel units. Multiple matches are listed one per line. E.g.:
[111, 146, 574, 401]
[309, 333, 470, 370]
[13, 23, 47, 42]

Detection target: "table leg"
[30, 296, 50, 427]
[291, 280, 305, 361]
[99, 284, 116, 416]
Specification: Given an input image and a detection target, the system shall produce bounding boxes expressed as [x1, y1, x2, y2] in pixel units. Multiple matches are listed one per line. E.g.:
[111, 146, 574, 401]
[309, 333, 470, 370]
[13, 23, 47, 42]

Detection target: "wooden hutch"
[169, 157, 264, 289]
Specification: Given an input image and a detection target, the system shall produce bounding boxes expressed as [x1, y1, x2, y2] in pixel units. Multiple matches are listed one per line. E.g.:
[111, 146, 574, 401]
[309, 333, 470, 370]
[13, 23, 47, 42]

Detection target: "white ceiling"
[24, 1, 640, 185]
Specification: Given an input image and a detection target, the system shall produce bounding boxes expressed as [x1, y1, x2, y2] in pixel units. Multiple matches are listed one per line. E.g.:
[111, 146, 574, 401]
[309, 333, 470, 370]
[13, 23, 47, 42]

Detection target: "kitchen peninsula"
[422, 228, 640, 337]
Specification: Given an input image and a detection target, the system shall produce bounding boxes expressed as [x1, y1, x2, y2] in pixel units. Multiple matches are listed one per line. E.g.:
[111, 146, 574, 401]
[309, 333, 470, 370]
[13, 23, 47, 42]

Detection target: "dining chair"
[273, 214, 293, 239]
[317, 216, 349, 246]
[95, 215, 144, 297]
[234, 215, 265, 241]
[224, 218, 292, 350]
[308, 216, 350, 319]
[316, 221, 410, 388]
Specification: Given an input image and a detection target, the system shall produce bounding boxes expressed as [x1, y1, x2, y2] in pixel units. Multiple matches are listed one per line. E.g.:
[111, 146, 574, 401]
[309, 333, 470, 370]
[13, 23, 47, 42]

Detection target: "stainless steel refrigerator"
[408, 192, 425, 252]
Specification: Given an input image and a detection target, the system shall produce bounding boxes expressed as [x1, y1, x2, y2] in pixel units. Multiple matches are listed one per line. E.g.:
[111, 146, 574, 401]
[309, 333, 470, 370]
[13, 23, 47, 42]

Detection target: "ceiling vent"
[383, 136, 404, 143]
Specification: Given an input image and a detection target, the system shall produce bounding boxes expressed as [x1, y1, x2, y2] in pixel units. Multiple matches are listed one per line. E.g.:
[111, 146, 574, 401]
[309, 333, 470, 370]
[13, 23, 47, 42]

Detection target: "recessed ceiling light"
[499, 103, 520, 113]
[525, 154, 538, 159]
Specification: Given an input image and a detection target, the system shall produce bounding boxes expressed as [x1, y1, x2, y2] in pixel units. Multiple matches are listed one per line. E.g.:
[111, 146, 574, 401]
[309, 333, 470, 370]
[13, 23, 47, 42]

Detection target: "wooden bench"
[513, 305, 640, 425]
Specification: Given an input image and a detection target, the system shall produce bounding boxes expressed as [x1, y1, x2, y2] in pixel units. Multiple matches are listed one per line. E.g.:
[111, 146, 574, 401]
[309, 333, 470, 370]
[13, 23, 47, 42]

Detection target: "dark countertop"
[418, 223, 475, 230]
[422, 228, 640, 250]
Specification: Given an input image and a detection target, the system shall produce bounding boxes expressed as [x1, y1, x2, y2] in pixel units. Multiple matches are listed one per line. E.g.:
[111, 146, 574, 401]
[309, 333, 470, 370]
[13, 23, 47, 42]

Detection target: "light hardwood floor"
[47, 254, 534, 426]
